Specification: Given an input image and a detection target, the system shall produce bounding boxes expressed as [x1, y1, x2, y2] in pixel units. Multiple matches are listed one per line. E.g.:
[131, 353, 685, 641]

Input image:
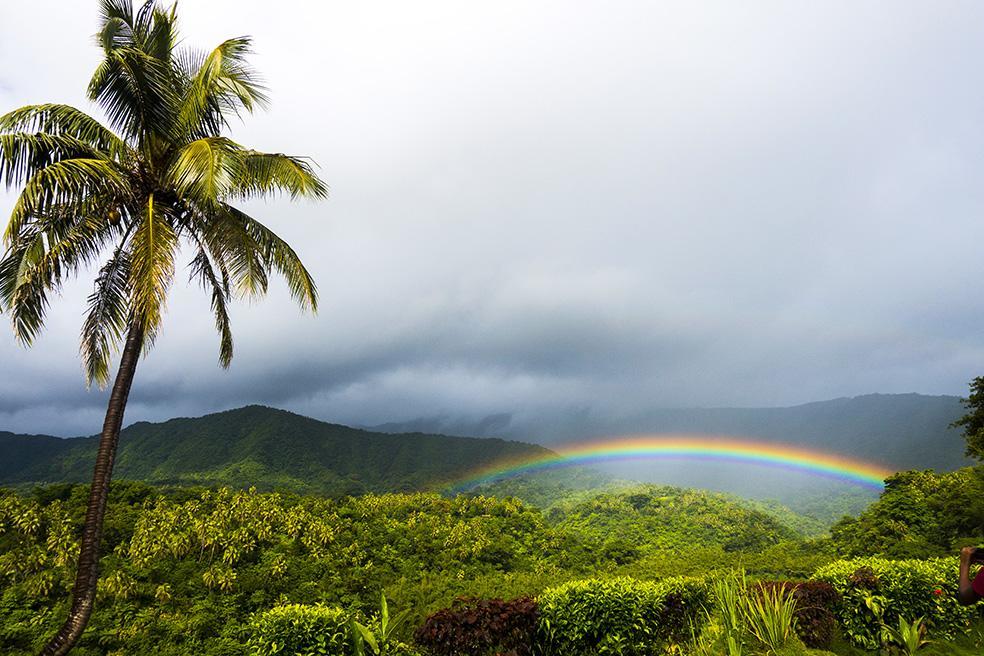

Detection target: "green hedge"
[811, 557, 979, 649]
[245, 604, 349, 656]
[537, 575, 710, 655]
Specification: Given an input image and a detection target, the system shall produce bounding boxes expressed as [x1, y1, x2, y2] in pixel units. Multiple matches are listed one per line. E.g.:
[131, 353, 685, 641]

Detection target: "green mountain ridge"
[0, 405, 555, 495]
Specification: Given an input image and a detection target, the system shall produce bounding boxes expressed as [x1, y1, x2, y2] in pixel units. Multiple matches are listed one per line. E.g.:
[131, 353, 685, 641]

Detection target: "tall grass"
[743, 584, 798, 654]
[712, 570, 747, 656]
[701, 570, 800, 656]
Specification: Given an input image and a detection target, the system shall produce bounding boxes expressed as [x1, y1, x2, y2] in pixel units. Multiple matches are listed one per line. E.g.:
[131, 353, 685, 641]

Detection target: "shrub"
[246, 604, 349, 656]
[536, 576, 710, 655]
[413, 596, 538, 656]
[658, 577, 715, 645]
[811, 557, 978, 649]
[755, 581, 840, 649]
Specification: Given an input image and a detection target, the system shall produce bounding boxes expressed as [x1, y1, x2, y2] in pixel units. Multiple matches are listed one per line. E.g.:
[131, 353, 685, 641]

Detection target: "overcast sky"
[2, 1, 984, 438]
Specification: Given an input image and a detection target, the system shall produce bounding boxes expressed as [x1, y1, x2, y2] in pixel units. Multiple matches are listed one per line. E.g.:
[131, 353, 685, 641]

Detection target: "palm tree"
[0, 2, 327, 653]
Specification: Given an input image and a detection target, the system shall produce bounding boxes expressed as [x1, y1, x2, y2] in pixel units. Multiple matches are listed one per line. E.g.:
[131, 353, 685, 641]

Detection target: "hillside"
[830, 465, 984, 557]
[0, 405, 554, 495]
[546, 484, 801, 553]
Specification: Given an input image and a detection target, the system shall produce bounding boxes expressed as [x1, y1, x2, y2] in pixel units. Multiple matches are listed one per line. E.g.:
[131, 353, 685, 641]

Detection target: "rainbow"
[447, 435, 892, 492]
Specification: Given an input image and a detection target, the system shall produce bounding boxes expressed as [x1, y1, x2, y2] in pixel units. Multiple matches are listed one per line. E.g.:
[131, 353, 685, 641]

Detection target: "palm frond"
[88, 45, 178, 142]
[201, 207, 268, 299]
[0, 104, 127, 158]
[235, 152, 329, 200]
[176, 37, 268, 139]
[0, 210, 122, 344]
[98, 1, 174, 61]
[189, 244, 234, 367]
[224, 204, 318, 311]
[167, 136, 242, 202]
[6, 157, 129, 245]
[144, 4, 179, 63]
[127, 193, 178, 343]
[0, 232, 48, 342]
[97, 0, 137, 52]
[81, 248, 132, 386]
[0, 132, 112, 190]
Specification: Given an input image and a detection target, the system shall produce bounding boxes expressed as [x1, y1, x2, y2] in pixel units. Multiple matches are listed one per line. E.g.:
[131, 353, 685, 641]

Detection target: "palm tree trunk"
[40, 322, 144, 656]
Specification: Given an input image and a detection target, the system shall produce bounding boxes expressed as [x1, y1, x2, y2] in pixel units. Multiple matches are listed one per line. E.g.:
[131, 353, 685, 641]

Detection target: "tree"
[951, 376, 984, 460]
[0, 2, 327, 654]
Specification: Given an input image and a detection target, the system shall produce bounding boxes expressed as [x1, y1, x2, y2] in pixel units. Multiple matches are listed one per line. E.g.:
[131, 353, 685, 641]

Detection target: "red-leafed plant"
[413, 596, 538, 656]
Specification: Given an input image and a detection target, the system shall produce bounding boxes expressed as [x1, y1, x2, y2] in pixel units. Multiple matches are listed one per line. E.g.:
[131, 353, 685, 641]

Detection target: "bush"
[756, 581, 841, 649]
[536, 576, 710, 655]
[246, 604, 349, 656]
[811, 557, 978, 649]
[413, 596, 538, 656]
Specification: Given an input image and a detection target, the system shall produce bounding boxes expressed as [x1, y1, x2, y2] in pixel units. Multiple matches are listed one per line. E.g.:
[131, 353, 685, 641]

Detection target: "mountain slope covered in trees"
[0, 406, 553, 495]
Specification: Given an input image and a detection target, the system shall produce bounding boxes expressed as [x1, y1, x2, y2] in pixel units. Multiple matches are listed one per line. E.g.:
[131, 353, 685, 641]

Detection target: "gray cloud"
[2, 1, 984, 441]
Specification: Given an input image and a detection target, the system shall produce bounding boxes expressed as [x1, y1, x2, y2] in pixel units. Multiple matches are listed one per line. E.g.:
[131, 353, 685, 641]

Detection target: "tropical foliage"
[830, 467, 984, 558]
[951, 375, 984, 460]
[755, 582, 841, 649]
[0, 481, 824, 655]
[0, 484, 569, 655]
[811, 557, 977, 649]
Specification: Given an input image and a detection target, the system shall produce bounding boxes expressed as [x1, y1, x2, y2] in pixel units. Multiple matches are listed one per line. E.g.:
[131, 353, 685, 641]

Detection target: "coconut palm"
[0, 2, 327, 653]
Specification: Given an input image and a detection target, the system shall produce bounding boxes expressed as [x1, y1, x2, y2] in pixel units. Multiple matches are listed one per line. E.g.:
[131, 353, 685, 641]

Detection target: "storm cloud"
[2, 1, 984, 439]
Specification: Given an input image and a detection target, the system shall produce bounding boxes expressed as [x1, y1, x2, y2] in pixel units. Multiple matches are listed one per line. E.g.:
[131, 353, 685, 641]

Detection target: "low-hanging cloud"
[2, 1, 984, 439]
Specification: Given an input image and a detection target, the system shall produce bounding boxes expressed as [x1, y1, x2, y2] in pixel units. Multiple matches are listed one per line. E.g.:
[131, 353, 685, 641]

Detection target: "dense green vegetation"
[0, 406, 553, 495]
[546, 485, 799, 553]
[0, 483, 553, 654]
[831, 466, 984, 558]
[0, 481, 826, 655]
[813, 557, 976, 649]
[1, 473, 980, 656]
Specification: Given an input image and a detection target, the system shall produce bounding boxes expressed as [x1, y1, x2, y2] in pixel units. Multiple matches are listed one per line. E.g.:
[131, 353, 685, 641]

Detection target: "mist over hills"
[371, 393, 971, 472]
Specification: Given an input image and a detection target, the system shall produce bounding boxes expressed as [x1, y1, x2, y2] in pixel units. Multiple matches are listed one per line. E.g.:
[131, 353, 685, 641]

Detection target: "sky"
[2, 1, 984, 439]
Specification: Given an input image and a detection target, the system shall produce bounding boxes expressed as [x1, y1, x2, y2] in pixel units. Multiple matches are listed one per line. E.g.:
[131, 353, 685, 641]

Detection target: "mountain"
[0, 405, 554, 495]
[2, 393, 972, 504]
[373, 393, 972, 472]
